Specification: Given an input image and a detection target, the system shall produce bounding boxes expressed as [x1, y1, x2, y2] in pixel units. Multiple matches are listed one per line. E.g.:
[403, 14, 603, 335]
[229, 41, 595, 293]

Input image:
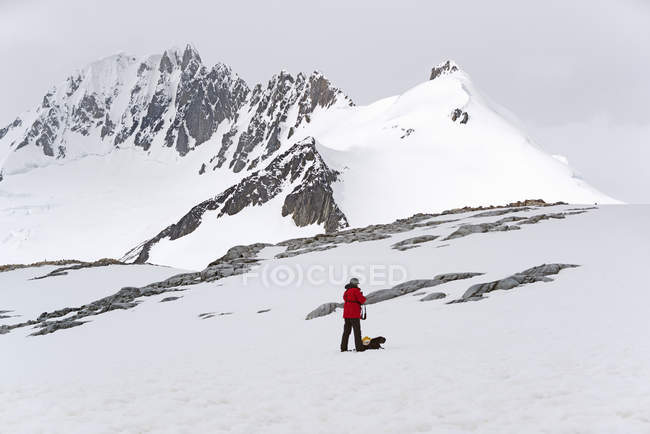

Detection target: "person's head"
[349, 277, 360, 287]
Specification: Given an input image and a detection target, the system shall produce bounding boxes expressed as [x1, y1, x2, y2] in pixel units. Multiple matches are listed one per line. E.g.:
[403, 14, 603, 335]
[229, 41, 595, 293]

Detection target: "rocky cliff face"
[430, 60, 459, 80]
[113, 47, 250, 155]
[208, 70, 352, 173]
[125, 137, 348, 264]
[0, 45, 350, 175]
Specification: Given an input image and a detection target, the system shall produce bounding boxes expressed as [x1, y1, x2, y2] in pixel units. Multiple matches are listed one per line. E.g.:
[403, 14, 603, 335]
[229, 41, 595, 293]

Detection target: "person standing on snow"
[340, 277, 367, 352]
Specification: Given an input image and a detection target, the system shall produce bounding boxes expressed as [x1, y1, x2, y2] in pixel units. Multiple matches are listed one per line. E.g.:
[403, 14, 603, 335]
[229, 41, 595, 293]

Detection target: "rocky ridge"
[124, 137, 348, 264]
[0, 45, 351, 176]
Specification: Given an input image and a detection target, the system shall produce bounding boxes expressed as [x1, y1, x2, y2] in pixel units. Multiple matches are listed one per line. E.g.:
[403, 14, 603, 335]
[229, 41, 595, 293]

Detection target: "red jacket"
[343, 286, 366, 318]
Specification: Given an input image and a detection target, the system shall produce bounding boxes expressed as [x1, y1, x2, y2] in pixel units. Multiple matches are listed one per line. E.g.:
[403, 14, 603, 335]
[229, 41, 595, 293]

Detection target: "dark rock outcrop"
[444, 217, 525, 240]
[448, 263, 579, 303]
[305, 302, 343, 320]
[430, 60, 459, 80]
[160, 296, 182, 303]
[31, 258, 125, 280]
[451, 108, 469, 124]
[391, 235, 439, 251]
[445, 210, 585, 241]
[199, 311, 233, 319]
[471, 207, 534, 218]
[420, 292, 446, 301]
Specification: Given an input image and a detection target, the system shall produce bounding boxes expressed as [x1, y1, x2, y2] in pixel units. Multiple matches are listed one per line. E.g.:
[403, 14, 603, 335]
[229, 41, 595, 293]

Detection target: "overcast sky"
[1, 0, 648, 202]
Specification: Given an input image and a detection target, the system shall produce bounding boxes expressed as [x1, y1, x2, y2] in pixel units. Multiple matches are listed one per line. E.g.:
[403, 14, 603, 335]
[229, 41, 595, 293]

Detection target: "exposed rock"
[31, 258, 125, 280]
[199, 311, 233, 319]
[472, 207, 533, 218]
[444, 218, 524, 240]
[448, 263, 579, 303]
[365, 273, 484, 304]
[208, 243, 270, 267]
[305, 302, 342, 320]
[30, 320, 86, 336]
[160, 296, 182, 303]
[257, 309, 271, 314]
[430, 60, 459, 80]
[451, 108, 469, 124]
[275, 245, 336, 259]
[434, 272, 484, 282]
[444, 211, 583, 241]
[0, 118, 22, 140]
[282, 154, 347, 232]
[365, 280, 442, 304]
[391, 235, 439, 251]
[0, 259, 85, 274]
[420, 292, 446, 301]
[440, 200, 566, 216]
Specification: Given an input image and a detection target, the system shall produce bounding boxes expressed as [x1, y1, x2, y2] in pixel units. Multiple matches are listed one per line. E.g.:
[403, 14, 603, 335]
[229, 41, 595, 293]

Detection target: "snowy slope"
[2, 204, 648, 433]
[0, 53, 617, 268]
[298, 62, 614, 226]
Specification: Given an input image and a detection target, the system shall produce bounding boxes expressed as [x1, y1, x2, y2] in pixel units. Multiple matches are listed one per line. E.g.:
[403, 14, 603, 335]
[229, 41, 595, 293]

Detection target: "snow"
[295, 72, 617, 229]
[0, 143, 246, 266]
[2, 204, 649, 433]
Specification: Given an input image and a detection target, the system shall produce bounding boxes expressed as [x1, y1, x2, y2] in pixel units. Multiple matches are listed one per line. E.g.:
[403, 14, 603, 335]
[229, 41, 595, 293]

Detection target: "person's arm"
[357, 289, 367, 305]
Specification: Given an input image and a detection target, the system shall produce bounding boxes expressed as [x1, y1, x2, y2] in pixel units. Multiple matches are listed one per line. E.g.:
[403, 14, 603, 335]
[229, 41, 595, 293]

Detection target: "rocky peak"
[181, 44, 203, 76]
[208, 69, 352, 174]
[430, 60, 460, 80]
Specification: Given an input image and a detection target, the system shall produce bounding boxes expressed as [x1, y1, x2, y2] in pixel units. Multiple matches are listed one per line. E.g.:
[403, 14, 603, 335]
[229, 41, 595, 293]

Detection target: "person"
[340, 277, 367, 352]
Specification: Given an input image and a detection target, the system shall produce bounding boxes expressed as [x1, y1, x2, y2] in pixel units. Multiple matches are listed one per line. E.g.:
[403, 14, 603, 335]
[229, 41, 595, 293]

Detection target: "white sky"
[1, 0, 648, 202]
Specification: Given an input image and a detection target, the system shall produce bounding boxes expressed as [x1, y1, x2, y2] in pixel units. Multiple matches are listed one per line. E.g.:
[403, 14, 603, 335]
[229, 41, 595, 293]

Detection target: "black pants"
[340, 318, 363, 351]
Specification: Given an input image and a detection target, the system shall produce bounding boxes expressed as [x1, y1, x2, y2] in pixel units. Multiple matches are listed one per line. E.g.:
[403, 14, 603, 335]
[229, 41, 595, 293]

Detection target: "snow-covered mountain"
[0, 44, 350, 176]
[0, 46, 617, 269]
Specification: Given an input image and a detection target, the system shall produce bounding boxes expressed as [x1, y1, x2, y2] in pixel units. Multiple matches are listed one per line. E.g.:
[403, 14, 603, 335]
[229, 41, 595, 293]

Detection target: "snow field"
[1, 205, 649, 433]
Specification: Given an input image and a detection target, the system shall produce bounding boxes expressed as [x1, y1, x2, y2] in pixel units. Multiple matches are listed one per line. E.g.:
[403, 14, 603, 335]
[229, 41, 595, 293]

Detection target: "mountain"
[0, 47, 617, 269]
[0, 44, 351, 176]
